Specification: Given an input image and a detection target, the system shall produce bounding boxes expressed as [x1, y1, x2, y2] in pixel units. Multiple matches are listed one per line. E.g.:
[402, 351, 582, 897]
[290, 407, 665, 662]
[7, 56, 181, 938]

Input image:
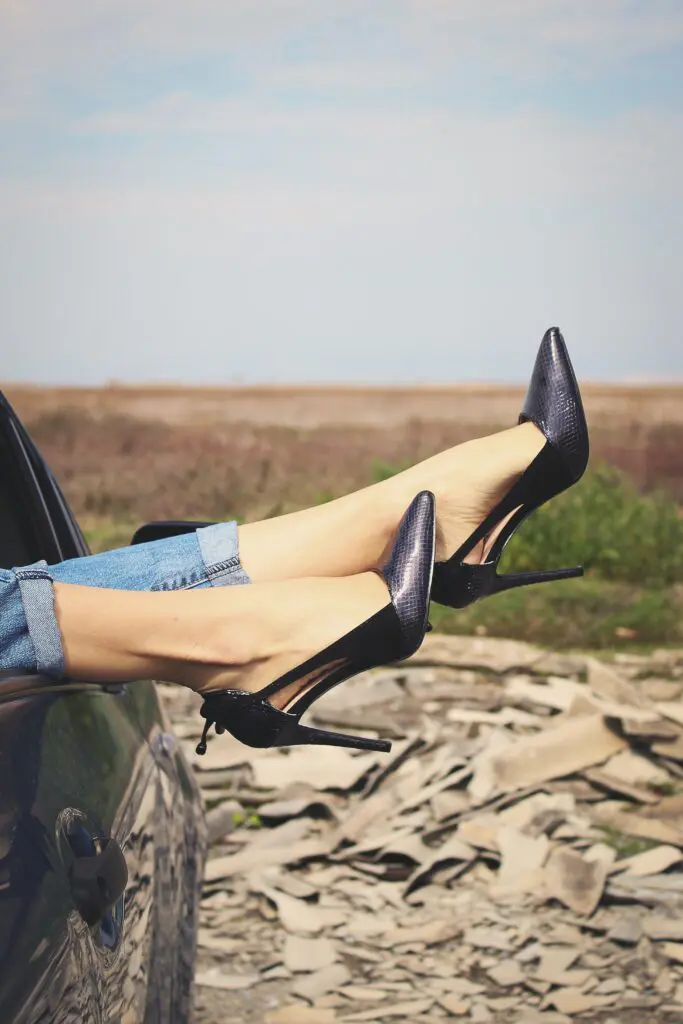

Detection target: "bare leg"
[238, 422, 545, 581]
[55, 573, 388, 709]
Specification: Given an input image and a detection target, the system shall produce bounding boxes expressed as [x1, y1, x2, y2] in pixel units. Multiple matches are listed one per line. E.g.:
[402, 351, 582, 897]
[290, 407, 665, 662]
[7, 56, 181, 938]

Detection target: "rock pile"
[158, 635, 683, 1024]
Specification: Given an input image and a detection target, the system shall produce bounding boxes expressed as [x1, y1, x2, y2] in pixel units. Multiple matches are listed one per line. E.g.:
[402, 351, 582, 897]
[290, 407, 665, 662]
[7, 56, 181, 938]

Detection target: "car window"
[0, 429, 45, 568]
[4, 400, 89, 560]
[0, 399, 62, 570]
[25, 446, 88, 559]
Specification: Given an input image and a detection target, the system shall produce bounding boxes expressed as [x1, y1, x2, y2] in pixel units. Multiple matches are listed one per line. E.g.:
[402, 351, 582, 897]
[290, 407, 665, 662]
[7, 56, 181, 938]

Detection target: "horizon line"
[3, 378, 683, 392]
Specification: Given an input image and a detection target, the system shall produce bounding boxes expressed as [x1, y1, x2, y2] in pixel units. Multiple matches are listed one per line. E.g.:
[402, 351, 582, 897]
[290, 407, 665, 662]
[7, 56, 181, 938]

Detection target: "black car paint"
[0, 393, 206, 1023]
[131, 522, 215, 547]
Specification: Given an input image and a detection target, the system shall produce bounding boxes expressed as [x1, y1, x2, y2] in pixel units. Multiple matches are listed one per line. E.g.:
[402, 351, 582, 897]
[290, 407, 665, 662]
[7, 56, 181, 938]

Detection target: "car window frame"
[13, 416, 90, 559]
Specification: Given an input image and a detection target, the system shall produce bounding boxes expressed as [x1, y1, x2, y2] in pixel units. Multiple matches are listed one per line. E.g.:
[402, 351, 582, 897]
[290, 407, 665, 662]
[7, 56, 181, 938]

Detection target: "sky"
[1, 1, 682, 385]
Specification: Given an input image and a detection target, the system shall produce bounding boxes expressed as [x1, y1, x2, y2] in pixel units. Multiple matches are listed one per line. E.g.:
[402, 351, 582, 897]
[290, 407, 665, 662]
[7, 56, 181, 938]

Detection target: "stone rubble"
[158, 636, 683, 1024]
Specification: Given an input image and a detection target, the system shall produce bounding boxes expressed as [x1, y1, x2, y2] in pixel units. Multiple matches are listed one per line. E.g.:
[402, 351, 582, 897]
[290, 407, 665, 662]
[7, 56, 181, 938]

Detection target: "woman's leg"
[54, 574, 388, 709]
[21, 421, 544, 613]
[238, 422, 545, 581]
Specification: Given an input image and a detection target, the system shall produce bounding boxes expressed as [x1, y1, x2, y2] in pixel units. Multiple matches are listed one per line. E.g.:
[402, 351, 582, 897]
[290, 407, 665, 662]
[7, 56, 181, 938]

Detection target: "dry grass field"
[5, 382, 683, 648]
[8, 380, 683, 430]
[6, 381, 683, 514]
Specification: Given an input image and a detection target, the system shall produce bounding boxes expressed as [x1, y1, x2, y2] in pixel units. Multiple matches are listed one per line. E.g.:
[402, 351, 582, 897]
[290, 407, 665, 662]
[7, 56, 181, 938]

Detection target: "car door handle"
[68, 836, 128, 927]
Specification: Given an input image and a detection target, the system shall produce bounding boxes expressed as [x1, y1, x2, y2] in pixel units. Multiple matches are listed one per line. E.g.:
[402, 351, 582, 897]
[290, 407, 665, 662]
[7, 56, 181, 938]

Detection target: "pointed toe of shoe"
[383, 490, 436, 654]
[519, 326, 589, 480]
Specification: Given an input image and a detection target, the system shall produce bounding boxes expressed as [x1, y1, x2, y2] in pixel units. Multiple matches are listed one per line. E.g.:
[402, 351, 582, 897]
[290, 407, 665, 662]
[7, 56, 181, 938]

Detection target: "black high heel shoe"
[195, 490, 436, 756]
[431, 326, 589, 609]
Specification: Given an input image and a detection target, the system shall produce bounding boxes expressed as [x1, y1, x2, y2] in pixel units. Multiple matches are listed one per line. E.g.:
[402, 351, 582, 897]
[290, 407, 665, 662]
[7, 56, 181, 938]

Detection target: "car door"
[0, 392, 204, 1024]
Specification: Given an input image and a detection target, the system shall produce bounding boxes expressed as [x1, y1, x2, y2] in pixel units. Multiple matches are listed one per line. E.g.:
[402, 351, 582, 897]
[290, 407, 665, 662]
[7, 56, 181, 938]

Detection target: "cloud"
[1, 96, 681, 381]
[264, 58, 430, 94]
[65, 95, 683, 204]
[1, 0, 682, 383]
[401, 0, 683, 72]
[6, 0, 683, 68]
[3, 0, 683, 122]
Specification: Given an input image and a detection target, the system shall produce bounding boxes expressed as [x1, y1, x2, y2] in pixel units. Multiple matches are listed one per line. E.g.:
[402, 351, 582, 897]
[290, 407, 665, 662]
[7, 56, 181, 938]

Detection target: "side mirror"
[131, 520, 216, 545]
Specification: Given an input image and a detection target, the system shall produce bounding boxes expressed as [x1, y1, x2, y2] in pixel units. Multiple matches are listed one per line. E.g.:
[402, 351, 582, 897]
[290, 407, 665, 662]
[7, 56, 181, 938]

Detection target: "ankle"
[238, 488, 395, 582]
[191, 573, 389, 701]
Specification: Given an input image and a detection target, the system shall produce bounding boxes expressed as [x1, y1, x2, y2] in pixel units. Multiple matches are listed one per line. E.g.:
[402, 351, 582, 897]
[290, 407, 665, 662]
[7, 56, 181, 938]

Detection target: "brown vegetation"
[6, 384, 683, 528]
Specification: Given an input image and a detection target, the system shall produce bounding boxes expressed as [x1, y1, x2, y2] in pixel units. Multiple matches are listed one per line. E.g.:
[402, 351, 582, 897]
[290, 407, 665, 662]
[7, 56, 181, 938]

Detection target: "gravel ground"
[157, 635, 683, 1024]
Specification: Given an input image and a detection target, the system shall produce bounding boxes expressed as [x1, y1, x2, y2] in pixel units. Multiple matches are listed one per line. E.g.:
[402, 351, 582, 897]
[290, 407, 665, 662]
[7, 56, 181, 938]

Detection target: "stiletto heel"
[196, 490, 436, 755]
[196, 711, 391, 756]
[431, 327, 589, 609]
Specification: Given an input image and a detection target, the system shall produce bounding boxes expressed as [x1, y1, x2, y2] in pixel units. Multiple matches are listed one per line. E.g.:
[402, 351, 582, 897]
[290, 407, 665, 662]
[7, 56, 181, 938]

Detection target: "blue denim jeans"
[0, 523, 251, 678]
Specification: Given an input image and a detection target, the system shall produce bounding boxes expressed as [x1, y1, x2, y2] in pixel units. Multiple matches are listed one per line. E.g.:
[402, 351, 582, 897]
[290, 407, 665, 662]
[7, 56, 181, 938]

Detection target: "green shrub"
[499, 464, 683, 586]
[370, 458, 412, 484]
[430, 577, 683, 649]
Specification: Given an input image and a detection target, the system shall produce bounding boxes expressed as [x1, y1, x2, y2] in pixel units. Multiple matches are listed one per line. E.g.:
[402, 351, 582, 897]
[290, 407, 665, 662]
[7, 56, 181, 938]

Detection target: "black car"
[0, 391, 206, 1024]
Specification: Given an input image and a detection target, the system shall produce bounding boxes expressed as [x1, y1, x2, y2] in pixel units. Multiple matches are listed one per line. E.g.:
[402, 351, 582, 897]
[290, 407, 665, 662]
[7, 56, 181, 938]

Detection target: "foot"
[237, 422, 547, 585]
[183, 572, 390, 709]
[380, 422, 546, 564]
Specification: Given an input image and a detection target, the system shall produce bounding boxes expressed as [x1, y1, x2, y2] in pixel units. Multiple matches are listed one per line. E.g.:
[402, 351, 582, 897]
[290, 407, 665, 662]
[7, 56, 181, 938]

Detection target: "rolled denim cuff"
[196, 522, 252, 587]
[12, 560, 65, 678]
